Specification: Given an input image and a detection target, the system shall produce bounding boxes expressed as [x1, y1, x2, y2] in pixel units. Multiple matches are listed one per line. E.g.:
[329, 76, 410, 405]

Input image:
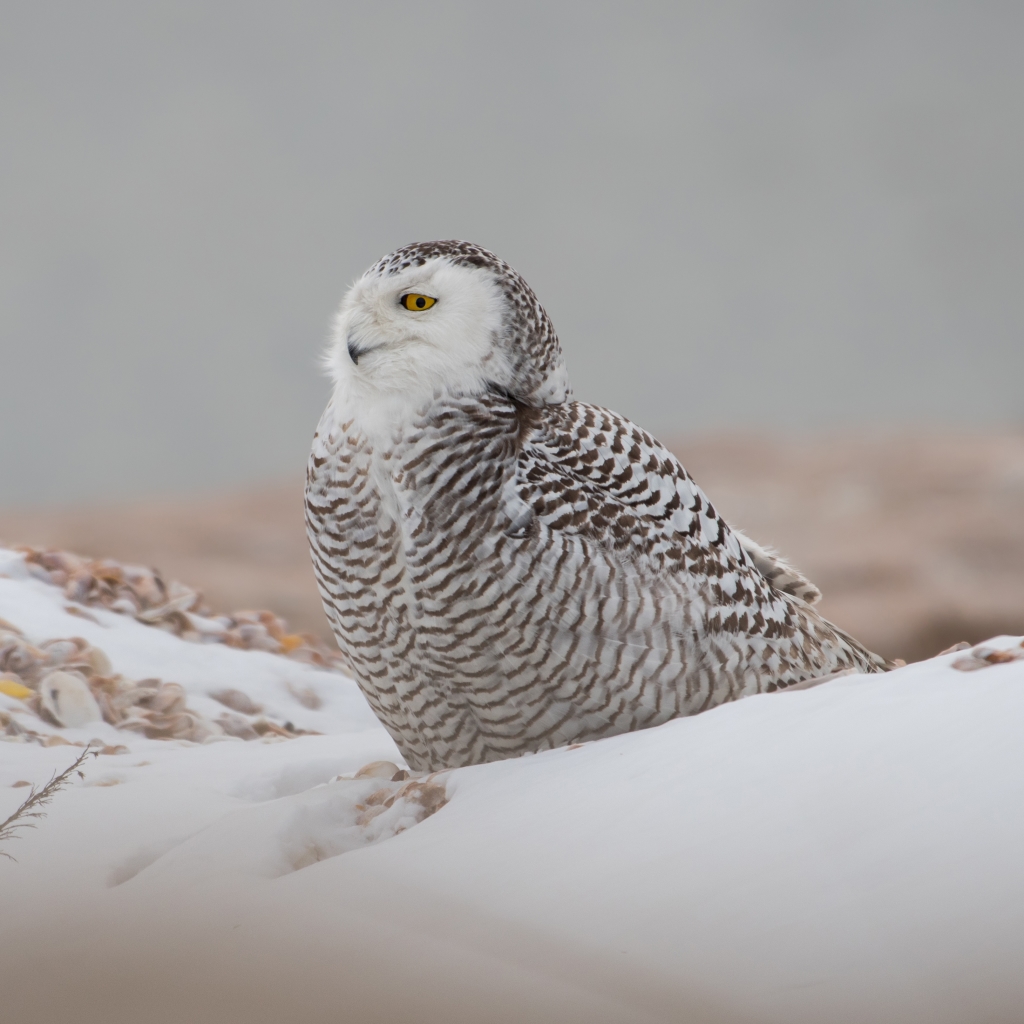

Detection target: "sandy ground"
[2, 432, 1022, 664]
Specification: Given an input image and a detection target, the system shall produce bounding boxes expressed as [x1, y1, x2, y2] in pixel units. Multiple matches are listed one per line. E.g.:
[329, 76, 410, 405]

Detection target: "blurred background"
[1, 1, 1022, 661]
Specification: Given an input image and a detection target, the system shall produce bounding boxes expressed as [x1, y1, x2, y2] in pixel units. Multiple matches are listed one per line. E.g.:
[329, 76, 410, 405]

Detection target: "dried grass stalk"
[0, 746, 98, 860]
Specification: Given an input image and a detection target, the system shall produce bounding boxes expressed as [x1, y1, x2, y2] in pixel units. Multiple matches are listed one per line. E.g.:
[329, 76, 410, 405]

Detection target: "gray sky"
[2, 1, 1022, 506]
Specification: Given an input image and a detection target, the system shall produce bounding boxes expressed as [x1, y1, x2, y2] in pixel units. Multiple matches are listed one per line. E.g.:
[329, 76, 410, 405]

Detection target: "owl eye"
[400, 293, 437, 311]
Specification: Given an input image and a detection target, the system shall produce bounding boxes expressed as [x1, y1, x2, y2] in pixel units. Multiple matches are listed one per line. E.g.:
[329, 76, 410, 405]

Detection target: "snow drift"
[2, 546, 1023, 1024]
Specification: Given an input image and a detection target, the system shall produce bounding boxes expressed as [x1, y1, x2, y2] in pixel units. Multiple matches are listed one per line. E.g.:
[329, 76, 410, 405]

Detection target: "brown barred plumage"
[306, 241, 887, 772]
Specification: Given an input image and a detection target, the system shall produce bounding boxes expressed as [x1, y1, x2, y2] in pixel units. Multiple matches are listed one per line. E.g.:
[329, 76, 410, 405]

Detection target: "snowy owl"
[305, 241, 887, 772]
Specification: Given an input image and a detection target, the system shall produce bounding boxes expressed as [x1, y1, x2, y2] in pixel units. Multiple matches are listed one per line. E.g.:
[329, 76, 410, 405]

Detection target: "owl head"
[326, 241, 571, 422]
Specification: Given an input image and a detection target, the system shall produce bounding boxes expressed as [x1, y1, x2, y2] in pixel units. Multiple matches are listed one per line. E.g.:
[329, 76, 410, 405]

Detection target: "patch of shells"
[948, 638, 1024, 671]
[344, 762, 449, 833]
[15, 547, 348, 671]
[0, 618, 313, 746]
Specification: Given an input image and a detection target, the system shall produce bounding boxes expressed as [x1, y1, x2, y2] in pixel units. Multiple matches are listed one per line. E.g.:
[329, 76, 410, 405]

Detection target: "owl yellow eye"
[400, 293, 436, 311]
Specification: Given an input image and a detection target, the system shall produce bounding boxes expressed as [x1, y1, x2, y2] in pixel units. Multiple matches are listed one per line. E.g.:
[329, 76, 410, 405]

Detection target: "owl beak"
[347, 334, 376, 365]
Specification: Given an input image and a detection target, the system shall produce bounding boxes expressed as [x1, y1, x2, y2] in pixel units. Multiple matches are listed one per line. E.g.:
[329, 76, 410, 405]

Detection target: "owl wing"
[511, 400, 821, 607]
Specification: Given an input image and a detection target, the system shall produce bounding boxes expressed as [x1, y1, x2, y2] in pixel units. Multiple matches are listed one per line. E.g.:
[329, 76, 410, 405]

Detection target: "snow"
[0, 548, 386, 741]
[2, 546, 1024, 1023]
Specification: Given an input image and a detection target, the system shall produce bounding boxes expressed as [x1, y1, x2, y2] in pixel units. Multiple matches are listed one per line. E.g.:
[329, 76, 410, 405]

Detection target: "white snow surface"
[2, 547, 1024, 1023]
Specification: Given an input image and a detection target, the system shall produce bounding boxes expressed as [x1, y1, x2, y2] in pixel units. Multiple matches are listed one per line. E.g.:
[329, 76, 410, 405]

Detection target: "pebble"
[209, 688, 263, 716]
[353, 761, 409, 782]
[38, 671, 103, 728]
[0, 678, 33, 700]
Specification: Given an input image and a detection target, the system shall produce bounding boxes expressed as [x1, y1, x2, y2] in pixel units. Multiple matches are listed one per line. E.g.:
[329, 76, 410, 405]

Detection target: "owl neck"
[332, 371, 506, 451]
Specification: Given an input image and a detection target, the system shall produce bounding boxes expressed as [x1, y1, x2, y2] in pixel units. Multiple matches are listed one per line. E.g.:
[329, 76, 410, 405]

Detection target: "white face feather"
[326, 258, 512, 438]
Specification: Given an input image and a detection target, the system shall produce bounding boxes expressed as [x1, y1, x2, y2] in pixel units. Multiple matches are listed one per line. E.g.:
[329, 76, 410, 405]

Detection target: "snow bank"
[2, 547, 1024, 1023]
